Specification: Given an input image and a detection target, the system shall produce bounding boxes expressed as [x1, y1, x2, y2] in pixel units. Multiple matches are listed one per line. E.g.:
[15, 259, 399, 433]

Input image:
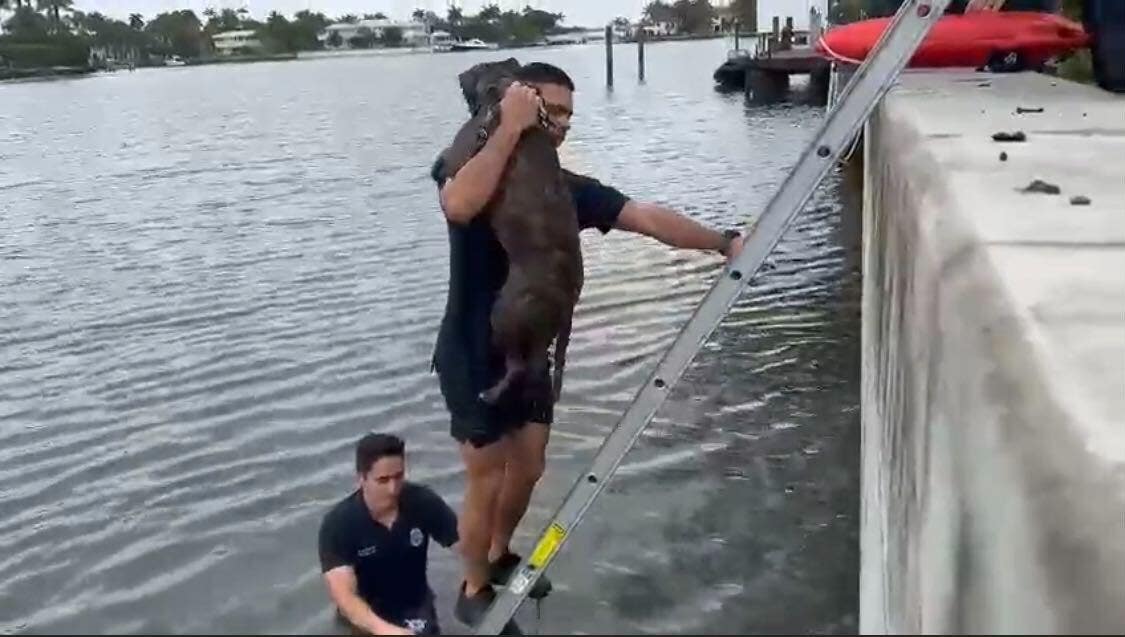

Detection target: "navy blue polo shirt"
[317, 483, 458, 623]
[428, 155, 631, 399]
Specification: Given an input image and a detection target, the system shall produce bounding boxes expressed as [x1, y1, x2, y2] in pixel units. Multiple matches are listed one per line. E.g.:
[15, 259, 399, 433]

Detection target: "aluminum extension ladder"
[475, 1, 953, 633]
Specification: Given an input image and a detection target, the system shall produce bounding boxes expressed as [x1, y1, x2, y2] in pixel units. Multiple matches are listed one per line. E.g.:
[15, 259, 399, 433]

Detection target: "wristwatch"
[718, 229, 741, 257]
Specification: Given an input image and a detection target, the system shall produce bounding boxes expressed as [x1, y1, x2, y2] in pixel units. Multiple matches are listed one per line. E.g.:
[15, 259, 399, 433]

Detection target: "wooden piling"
[637, 28, 645, 82]
[605, 25, 614, 88]
[747, 68, 790, 104]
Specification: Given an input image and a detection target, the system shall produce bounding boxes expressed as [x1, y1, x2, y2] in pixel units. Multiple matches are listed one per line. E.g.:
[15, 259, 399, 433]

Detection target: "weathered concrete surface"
[860, 70, 1125, 635]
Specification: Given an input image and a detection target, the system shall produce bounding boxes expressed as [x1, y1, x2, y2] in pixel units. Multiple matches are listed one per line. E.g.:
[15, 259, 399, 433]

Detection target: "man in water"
[429, 62, 746, 627]
[318, 433, 460, 635]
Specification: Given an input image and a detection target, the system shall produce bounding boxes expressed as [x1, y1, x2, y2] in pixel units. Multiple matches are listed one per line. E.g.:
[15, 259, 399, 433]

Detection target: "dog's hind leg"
[551, 306, 574, 403]
[480, 354, 525, 405]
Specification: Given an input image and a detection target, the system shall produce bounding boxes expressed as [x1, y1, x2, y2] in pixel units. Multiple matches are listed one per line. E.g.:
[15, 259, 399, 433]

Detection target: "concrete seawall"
[859, 71, 1125, 634]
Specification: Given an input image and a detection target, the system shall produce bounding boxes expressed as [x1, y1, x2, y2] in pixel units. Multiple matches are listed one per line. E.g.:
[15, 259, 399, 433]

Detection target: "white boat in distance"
[439, 38, 500, 52]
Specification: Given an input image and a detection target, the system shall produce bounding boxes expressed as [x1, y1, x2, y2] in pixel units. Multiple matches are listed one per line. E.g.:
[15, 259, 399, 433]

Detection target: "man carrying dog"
[429, 62, 746, 627]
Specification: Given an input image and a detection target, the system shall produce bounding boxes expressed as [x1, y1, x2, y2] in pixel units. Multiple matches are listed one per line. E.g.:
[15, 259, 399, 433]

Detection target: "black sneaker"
[489, 552, 553, 599]
[454, 582, 523, 635]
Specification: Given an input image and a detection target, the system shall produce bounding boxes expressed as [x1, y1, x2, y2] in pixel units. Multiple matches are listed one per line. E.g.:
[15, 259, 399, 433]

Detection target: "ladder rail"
[474, 2, 952, 633]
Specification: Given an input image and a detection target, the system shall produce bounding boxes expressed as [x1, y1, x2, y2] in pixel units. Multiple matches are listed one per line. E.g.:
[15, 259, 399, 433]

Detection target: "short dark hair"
[515, 62, 575, 91]
[355, 432, 404, 475]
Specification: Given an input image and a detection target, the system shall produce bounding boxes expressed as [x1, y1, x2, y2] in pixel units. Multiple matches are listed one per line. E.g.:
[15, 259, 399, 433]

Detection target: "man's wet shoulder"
[322, 490, 363, 525]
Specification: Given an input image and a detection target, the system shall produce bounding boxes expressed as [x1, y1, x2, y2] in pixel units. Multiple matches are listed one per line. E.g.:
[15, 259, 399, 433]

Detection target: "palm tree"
[479, 4, 501, 22]
[129, 13, 143, 30]
[1, 0, 18, 13]
[35, 0, 72, 27]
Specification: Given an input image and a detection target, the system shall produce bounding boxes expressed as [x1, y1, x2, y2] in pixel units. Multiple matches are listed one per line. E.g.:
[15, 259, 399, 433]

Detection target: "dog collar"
[530, 86, 561, 136]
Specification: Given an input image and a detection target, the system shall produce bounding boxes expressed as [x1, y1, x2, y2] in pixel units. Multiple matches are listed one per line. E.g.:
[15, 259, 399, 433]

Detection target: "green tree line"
[1, 2, 590, 67]
[641, 0, 721, 34]
[1, 4, 338, 66]
[410, 4, 569, 45]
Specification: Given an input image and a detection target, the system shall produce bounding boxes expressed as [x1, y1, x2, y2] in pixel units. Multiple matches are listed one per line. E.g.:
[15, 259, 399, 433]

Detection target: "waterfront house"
[318, 19, 429, 48]
[212, 29, 264, 55]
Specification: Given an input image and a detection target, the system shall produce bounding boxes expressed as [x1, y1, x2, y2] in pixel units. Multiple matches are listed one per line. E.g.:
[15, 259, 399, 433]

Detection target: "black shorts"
[433, 345, 554, 448]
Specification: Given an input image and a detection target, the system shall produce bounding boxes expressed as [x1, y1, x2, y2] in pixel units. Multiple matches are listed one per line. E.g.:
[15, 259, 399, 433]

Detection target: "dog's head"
[457, 57, 521, 116]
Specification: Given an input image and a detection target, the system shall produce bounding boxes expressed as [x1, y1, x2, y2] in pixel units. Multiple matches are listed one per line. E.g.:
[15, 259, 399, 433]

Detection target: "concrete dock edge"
[859, 70, 1125, 634]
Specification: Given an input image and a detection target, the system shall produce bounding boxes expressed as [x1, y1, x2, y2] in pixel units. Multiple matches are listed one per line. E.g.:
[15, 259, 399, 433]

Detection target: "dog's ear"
[457, 62, 487, 115]
[480, 76, 515, 108]
[457, 58, 522, 115]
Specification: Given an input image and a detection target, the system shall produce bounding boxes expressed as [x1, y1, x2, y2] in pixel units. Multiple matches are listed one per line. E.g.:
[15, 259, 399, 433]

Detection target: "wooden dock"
[751, 47, 832, 104]
[751, 47, 828, 74]
[712, 13, 832, 105]
[714, 46, 832, 104]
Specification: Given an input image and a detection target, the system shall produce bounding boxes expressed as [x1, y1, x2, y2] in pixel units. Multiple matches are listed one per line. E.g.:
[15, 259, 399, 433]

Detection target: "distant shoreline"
[186, 52, 299, 65]
[0, 65, 94, 82]
[2, 34, 729, 82]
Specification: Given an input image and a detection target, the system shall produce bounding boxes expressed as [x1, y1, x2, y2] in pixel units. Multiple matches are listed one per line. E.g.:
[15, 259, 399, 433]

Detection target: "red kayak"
[816, 11, 1089, 68]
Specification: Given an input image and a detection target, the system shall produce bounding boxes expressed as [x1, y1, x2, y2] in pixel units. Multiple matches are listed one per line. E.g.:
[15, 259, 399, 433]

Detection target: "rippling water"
[0, 39, 859, 634]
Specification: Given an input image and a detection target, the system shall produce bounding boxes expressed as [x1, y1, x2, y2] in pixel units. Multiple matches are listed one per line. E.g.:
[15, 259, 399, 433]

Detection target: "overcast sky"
[67, 0, 659, 28]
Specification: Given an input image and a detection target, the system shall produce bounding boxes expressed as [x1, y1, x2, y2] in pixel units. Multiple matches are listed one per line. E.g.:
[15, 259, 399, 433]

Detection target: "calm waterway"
[0, 38, 859, 634]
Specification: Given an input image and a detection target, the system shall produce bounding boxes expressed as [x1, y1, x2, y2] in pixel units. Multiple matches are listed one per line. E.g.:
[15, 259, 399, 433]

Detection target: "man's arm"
[438, 124, 522, 224]
[318, 514, 410, 635]
[438, 82, 543, 224]
[323, 567, 412, 636]
[615, 200, 744, 261]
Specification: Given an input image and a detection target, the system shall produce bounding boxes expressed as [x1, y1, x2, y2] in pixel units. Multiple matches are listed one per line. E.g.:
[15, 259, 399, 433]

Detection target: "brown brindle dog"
[437, 57, 583, 406]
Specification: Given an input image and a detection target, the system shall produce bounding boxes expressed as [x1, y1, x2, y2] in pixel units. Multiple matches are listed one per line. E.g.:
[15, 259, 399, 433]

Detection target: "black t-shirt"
[429, 155, 630, 391]
[317, 483, 458, 623]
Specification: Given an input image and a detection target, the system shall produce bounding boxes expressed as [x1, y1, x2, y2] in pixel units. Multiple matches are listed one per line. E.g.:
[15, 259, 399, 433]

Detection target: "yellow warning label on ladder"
[528, 523, 566, 569]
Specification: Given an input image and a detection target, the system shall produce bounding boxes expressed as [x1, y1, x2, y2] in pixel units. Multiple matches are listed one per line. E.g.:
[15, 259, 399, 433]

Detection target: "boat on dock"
[713, 48, 754, 88]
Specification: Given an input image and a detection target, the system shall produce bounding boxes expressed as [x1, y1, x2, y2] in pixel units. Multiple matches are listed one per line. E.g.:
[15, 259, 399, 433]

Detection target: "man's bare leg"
[458, 439, 508, 596]
[454, 440, 525, 634]
[489, 422, 549, 561]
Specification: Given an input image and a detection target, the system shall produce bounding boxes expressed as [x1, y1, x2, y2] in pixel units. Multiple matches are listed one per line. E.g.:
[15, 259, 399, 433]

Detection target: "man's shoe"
[489, 552, 553, 599]
[453, 582, 523, 635]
